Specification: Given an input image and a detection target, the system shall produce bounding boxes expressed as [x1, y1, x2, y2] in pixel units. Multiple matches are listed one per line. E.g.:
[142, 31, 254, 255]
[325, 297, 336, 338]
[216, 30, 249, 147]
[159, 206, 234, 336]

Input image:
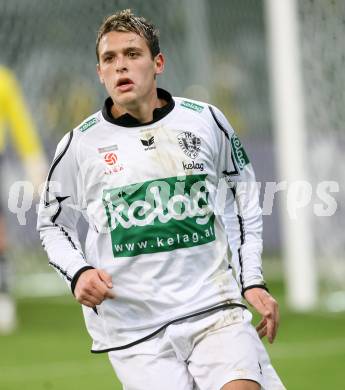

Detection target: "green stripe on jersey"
[103, 174, 215, 258]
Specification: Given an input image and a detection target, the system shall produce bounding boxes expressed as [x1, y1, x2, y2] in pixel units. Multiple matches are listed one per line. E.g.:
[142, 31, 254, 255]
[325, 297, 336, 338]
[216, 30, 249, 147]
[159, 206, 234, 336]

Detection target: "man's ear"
[154, 53, 165, 76]
[96, 63, 104, 84]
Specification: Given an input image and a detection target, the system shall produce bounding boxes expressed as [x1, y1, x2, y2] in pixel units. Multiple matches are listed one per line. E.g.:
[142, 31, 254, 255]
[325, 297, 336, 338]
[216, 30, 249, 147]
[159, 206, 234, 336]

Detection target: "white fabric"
[108, 308, 285, 390]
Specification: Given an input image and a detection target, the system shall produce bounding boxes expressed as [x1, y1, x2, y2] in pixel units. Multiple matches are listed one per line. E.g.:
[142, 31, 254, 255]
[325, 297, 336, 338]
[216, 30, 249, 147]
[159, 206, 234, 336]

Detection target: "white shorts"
[108, 307, 285, 390]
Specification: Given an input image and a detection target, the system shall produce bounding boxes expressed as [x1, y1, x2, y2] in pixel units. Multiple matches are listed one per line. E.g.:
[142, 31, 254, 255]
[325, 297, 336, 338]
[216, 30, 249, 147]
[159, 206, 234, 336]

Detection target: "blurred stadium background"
[0, 0, 344, 389]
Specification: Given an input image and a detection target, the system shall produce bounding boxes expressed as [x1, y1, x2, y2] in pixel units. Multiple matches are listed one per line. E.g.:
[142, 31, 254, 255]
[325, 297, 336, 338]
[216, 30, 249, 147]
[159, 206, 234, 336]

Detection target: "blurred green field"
[1, 280, 345, 390]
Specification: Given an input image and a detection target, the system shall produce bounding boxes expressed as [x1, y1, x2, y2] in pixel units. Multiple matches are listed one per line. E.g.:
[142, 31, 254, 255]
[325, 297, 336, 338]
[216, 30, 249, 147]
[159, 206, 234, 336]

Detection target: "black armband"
[241, 283, 269, 298]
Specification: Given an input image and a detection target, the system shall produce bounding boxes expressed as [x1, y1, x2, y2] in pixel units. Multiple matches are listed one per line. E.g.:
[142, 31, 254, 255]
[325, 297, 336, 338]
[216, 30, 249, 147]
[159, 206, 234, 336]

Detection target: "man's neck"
[110, 89, 164, 123]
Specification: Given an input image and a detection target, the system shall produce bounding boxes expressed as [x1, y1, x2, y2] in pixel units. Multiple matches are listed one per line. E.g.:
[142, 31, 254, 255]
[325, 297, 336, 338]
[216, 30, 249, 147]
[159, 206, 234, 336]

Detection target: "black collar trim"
[102, 88, 175, 127]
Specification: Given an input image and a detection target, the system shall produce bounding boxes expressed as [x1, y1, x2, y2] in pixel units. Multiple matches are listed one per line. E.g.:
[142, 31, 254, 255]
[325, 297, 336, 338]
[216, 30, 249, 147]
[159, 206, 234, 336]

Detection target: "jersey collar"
[102, 88, 175, 127]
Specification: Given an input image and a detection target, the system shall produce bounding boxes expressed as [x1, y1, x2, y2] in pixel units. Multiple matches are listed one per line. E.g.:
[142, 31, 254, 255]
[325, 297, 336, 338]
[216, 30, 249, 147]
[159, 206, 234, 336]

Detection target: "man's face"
[97, 31, 164, 110]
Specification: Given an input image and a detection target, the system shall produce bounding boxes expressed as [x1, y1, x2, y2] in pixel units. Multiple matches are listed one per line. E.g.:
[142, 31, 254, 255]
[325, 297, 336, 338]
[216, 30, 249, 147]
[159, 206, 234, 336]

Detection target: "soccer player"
[37, 9, 285, 389]
[0, 65, 47, 333]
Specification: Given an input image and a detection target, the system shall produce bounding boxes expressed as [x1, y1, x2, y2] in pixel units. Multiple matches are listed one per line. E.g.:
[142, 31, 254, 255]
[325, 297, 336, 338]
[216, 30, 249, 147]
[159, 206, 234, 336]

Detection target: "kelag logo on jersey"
[231, 134, 250, 170]
[102, 174, 215, 258]
[180, 100, 204, 113]
[79, 117, 100, 132]
[182, 161, 204, 171]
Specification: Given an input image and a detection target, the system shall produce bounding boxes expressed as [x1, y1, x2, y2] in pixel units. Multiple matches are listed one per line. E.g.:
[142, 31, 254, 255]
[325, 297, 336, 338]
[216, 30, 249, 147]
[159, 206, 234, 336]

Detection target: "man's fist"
[74, 268, 114, 307]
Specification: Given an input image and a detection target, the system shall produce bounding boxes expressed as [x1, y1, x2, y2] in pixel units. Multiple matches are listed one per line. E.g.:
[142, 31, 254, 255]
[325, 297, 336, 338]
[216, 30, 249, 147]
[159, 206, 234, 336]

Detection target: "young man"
[38, 9, 285, 390]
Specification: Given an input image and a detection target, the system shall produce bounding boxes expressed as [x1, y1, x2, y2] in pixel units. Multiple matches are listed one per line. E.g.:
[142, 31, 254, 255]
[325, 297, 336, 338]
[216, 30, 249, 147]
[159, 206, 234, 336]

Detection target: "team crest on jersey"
[177, 131, 201, 159]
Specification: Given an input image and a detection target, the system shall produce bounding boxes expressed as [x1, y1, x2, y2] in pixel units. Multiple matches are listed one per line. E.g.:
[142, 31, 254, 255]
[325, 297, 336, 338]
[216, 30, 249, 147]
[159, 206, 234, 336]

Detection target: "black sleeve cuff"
[71, 266, 95, 295]
[241, 283, 269, 298]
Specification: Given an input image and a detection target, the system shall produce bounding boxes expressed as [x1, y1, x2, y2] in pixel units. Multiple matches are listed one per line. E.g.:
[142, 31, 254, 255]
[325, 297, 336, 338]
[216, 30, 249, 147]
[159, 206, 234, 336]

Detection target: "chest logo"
[103, 174, 215, 258]
[140, 134, 156, 151]
[102, 152, 124, 174]
[177, 131, 201, 159]
[104, 152, 118, 166]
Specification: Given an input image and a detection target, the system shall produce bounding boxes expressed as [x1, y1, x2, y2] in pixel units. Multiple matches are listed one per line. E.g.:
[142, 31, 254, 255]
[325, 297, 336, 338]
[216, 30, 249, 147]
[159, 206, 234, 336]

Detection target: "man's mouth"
[116, 78, 134, 92]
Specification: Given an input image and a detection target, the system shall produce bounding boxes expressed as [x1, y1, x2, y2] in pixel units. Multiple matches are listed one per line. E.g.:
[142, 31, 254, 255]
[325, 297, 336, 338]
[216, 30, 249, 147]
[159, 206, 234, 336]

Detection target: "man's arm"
[37, 131, 113, 307]
[209, 105, 279, 343]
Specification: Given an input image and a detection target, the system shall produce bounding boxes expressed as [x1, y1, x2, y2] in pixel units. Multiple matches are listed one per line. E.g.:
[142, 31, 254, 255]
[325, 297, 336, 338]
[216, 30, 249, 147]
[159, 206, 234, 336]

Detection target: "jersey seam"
[230, 186, 246, 290]
[48, 260, 73, 282]
[44, 131, 74, 206]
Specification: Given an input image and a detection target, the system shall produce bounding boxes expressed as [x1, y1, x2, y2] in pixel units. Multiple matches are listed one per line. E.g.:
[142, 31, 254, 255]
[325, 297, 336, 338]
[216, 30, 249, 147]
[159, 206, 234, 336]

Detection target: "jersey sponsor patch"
[103, 174, 215, 258]
[177, 131, 201, 159]
[230, 134, 250, 170]
[180, 100, 204, 113]
[79, 117, 100, 132]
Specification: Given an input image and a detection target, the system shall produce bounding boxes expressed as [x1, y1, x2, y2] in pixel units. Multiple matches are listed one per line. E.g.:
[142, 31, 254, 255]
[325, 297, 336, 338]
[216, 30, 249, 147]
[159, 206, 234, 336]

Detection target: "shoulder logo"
[181, 100, 204, 113]
[231, 134, 250, 169]
[177, 131, 201, 159]
[79, 117, 100, 132]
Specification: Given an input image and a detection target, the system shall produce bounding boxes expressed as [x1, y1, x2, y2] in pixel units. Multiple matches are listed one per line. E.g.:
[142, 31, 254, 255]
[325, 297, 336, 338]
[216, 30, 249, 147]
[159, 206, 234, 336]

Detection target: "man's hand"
[74, 269, 114, 308]
[244, 288, 280, 344]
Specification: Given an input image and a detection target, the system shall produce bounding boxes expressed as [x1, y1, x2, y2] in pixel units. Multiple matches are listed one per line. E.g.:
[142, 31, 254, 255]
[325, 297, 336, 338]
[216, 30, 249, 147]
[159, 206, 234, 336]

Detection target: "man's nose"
[115, 56, 128, 72]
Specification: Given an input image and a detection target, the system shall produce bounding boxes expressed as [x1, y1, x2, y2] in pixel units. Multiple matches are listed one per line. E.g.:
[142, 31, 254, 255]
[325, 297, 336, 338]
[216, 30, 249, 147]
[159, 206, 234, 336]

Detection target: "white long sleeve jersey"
[37, 89, 265, 353]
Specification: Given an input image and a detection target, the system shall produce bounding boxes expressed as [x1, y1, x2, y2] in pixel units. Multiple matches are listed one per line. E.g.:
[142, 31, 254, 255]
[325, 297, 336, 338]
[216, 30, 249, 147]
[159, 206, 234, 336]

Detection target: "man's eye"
[128, 52, 138, 58]
[104, 56, 113, 62]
